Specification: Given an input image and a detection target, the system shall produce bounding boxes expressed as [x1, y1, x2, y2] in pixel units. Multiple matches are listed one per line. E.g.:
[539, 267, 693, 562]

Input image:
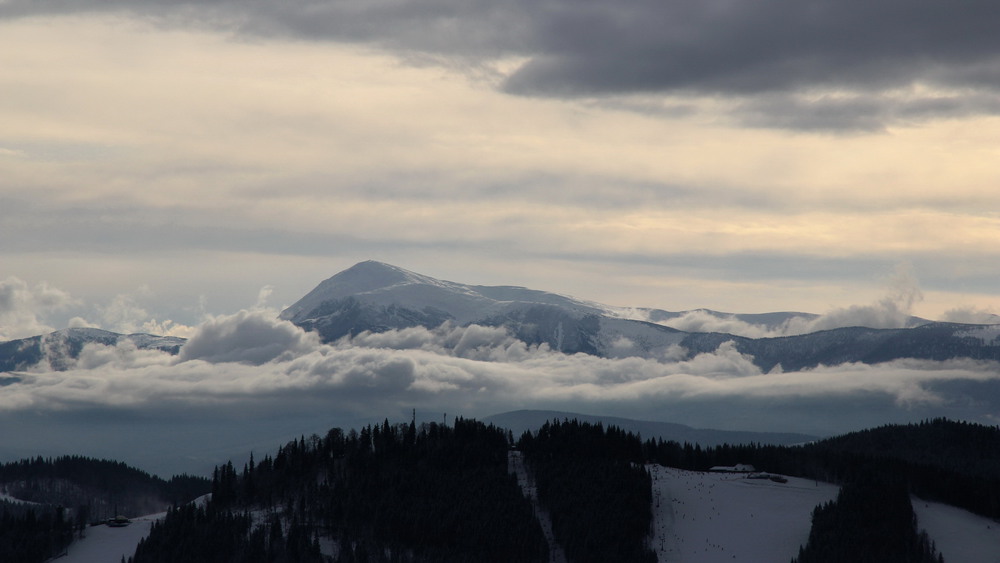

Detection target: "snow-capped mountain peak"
[279, 261, 486, 323]
[277, 261, 689, 355]
[277, 261, 1000, 369]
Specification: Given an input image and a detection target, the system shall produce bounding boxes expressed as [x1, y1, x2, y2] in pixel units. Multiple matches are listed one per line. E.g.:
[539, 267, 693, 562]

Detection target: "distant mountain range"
[278, 261, 1000, 371]
[3, 260, 1000, 372]
[0, 328, 184, 373]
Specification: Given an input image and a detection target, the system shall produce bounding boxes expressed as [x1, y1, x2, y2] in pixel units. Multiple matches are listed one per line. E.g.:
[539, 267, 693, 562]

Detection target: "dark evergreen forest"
[517, 419, 656, 563]
[1, 417, 997, 562]
[791, 474, 943, 563]
[130, 418, 665, 562]
[132, 418, 552, 563]
[0, 500, 75, 563]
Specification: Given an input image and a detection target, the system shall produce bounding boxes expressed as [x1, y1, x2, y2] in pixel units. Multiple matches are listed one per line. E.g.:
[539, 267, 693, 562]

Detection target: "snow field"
[912, 498, 1000, 563]
[59, 512, 164, 563]
[648, 466, 839, 563]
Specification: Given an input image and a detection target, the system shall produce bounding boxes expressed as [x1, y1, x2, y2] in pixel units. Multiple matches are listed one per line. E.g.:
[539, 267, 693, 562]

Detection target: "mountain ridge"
[0, 328, 185, 372]
[278, 261, 1000, 369]
[4, 261, 1000, 372]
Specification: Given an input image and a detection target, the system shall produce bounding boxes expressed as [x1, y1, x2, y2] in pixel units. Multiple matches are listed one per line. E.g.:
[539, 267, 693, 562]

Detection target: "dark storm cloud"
[5, 0, 1000, 130]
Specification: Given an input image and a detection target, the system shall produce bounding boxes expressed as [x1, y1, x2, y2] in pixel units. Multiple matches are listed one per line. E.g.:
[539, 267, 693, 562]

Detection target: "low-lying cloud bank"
[4, 308, 1000, 475]
[5, 309, 999, 427]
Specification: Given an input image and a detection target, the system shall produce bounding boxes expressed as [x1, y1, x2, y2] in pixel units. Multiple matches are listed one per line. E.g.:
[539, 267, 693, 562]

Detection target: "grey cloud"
[6, 0, 1000, 130]
[178, 309, 320, 365]
[75, 339, 176, 370]
[0, 276, 77, 340]
[5, 310, 998, 421]
[736, 91, 1000, 132]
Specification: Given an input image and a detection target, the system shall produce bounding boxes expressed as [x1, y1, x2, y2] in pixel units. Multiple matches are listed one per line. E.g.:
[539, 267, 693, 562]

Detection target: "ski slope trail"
[57, 512, 164, 563]
[913, 498, 1000, 563]
[508, 450, 568, 563]
[649, 466, 839, 563]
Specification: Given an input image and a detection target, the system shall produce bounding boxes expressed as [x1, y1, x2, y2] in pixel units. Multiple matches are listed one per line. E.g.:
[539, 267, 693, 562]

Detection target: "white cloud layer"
[660, 264, 927, 338]
[4, 310, 998, 433]
[97, 286, 197, 338]
[3, 307, 999, 476]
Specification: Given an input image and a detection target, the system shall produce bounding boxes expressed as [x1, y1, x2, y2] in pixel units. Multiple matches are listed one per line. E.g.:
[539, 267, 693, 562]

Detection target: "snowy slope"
[647, 466, 1000, 563]
[913, 498, 1000, 563]
[45, 469, 1000, 562]
[279, 261, 807, 331]
[648, 466, 839, 563]
[279, 260, 612, 326]
[278, 260, 685, 355]
[277, 261, 1000, 368]
[59, 513, 164, 563]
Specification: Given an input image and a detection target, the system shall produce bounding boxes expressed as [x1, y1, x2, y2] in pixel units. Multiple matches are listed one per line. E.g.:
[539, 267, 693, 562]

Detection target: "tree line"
[792, 473, 943, 563]
[0, 455, 210, 563]
[132, 418, 550, 563]
[3, 416, 996, 562]
[517, 419, 657, 563]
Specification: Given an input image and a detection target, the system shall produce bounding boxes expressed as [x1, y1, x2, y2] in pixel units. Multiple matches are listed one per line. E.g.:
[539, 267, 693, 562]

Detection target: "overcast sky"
[5, 2, 1000, 473]
[3, 0, 1000, 335]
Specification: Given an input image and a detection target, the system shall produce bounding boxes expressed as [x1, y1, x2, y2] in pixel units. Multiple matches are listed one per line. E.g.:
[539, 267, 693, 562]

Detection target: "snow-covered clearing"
[913, 498, 1000, 563]
[57, 513, 163, 563]
[648, 466, 839, 563]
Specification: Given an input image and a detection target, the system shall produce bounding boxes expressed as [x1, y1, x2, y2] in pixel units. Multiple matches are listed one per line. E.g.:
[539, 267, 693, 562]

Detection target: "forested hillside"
[642, 418, 1000, 522]
[2, 417, 997, 562]
[0, 500, 75, 563]
[0, 455, 209, 563]
[792, 475, 943, 563]
[130, 418, 663, 563]
[518, 420, 656, 563]
[132, 418, 551, 563]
